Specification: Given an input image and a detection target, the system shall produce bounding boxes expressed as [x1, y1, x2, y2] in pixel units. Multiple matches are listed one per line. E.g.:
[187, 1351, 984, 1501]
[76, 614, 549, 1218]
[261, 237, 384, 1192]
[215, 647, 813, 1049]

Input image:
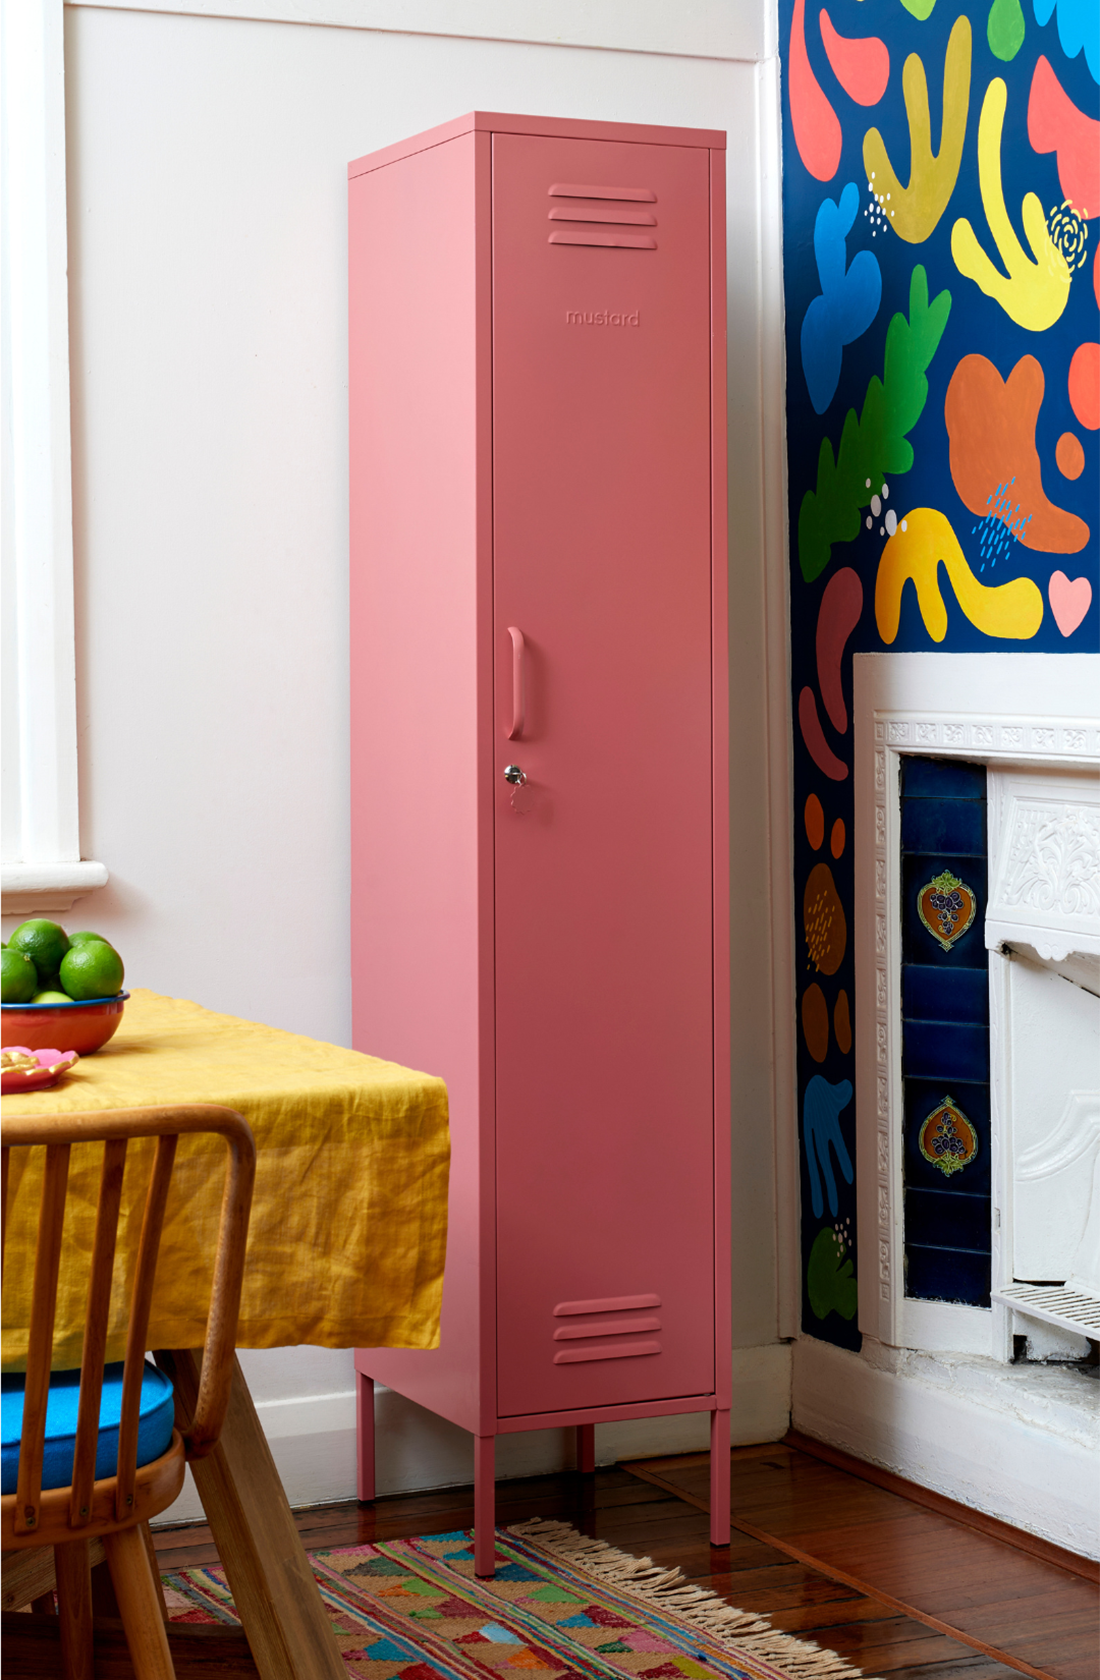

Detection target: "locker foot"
[474, 1435, 496, 1577]
[709, 1408, 730, 1547]
[576, 1424, 595, 1475]
[356, 1371, 376, 1502]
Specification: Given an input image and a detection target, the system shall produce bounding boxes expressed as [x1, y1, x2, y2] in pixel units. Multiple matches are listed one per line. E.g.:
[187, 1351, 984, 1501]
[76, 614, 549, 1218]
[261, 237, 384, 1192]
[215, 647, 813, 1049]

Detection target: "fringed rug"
[163, 1519, 876, 1680]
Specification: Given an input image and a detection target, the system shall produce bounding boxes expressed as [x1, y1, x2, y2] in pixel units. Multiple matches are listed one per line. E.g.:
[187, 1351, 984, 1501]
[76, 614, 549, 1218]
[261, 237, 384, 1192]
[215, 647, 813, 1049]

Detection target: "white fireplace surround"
[853, 653, 1100, 1360]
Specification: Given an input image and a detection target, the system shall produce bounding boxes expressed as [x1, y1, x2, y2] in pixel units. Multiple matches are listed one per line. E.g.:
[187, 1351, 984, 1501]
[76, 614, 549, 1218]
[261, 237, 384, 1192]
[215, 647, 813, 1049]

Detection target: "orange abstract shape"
[1028, 56, 1099, 218]
[862, 16, 971, 243]
[802, 982, 831, 1062]
[1048, 570, 1093, 636]
[831, 817, 846, 858]
[791, 0, 843, 180]
[951, 78, 1071, 330]
[820, 10, 890, 104]
[1068, 342, 1100, 430]
[834, 989, 852, 1056]
[875, 508, 1045, 642]
[945, 354, 1090, 552]
[816, 567, 864, 732]
[804, 862, 847, 975]
[798, 688, 849, 781]
[1056, 432, 1085, 477]
[805, 794, 826, 849]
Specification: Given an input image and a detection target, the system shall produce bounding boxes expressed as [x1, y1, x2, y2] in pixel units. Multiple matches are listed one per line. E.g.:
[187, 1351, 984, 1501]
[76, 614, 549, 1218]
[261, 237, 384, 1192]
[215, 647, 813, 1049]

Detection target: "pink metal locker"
[349, 112, 730, 1577]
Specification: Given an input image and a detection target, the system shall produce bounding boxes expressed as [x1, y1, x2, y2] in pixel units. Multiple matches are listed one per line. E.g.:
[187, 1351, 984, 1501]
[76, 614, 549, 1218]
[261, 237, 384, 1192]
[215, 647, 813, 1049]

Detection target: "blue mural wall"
[779, 0, 1099, 1344]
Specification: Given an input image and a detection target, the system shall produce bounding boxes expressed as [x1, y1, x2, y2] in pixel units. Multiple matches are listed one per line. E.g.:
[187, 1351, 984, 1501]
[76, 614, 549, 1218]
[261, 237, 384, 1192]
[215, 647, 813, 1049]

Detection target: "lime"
[9, 919, 70, 989]
[69, 930, 114, 949]
[31, 989, 74, 1005]
[2, 947, 39, 1004]
[59, 940, 124, 1000]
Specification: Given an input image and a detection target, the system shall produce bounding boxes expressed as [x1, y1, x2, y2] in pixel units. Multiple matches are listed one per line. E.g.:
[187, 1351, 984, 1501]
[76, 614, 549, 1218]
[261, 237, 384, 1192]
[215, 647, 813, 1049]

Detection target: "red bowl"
[1, 992, 129, 1055]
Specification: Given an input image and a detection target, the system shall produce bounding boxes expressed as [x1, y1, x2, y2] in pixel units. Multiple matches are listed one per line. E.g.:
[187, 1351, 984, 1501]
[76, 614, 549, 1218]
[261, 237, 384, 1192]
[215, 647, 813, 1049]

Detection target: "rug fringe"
[508, 1519, 881, 1680]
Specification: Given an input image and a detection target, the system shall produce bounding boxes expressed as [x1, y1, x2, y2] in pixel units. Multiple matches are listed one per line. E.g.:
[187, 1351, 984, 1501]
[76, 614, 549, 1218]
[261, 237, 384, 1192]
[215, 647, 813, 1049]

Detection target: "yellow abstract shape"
[875, 508, 1045, 643]
[862, 15, 971, 244]
[950, 78, 1071, 330]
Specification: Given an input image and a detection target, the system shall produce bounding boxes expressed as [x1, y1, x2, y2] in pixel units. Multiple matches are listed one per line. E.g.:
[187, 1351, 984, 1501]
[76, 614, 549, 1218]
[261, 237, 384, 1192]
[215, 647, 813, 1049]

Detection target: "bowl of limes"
[1, 920, 129, 1054]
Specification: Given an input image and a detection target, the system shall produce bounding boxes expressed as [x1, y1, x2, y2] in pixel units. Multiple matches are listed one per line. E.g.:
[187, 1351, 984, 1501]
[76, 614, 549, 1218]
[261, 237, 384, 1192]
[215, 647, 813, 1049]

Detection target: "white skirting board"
[154, 1343, 793, 1527]
[792, 1335, 1100, 1560]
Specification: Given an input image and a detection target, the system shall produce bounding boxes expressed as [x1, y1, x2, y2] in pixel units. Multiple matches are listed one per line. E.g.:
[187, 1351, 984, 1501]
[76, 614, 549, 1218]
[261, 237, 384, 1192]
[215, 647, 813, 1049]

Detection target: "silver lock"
[503, 764, 527, 786]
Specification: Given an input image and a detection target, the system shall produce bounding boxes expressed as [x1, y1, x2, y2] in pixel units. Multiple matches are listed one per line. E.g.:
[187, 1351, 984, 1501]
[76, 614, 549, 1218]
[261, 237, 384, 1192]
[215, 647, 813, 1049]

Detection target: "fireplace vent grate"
[993, 1282, 1100, 1337]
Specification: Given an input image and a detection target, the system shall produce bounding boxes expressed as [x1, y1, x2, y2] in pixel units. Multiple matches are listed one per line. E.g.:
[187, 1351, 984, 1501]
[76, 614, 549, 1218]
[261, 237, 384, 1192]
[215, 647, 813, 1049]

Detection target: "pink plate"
[1, 1047, 80, 1094]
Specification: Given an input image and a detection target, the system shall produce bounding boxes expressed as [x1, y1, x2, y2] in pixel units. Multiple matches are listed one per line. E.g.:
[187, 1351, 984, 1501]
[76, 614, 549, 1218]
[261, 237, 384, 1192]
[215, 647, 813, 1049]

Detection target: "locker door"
[492, 133, 716, 1417]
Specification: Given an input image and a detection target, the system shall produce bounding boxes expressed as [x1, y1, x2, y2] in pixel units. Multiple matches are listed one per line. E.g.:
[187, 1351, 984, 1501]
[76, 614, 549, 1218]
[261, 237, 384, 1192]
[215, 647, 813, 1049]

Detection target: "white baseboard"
[154, 1342, 792, 1526]
[792, 1335, 1100, 1560]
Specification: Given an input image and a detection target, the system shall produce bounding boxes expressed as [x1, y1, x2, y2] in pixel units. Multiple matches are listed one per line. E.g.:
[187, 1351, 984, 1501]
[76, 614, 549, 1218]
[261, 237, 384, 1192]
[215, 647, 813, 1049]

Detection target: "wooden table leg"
[157, 1350, 345, 1680]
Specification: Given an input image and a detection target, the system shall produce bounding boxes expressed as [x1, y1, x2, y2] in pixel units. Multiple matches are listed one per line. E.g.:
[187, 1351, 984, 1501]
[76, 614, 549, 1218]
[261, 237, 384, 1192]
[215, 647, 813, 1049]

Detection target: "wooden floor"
[6, 1439, 1097, 1680]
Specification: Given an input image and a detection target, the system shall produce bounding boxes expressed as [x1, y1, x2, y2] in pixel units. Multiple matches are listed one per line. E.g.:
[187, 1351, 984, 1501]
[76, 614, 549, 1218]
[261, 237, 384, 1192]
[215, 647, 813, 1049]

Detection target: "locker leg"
[474, 1435, 496, 1578]
[709, 1409, 730, 1547]
[356, 1371, 376, 1503]
[576, 1423, 595, 1475]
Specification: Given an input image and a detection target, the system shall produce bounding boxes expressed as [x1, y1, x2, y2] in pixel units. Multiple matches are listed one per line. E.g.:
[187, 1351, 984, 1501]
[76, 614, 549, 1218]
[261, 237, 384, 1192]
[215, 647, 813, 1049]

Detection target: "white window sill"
[2, 860, 109, 917]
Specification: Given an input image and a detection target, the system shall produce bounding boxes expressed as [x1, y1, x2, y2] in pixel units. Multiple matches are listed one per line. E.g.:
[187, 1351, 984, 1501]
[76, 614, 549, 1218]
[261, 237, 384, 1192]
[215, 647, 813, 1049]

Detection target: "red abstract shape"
[816, 567, 864, 732]
[790, 0, 843, 181]
[799, 688, 849, 781]
[820, 10, 890, 107]
[1056, 432, 1085, 478]
[944, 354, 1090, 553]
[1068, 342, 1100, 431]
[1028, 57, 1100, 219]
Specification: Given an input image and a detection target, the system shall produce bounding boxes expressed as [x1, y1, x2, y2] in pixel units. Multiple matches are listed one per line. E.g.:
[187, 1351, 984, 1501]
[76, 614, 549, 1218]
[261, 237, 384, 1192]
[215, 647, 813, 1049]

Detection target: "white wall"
[2, 2, 792, 1512]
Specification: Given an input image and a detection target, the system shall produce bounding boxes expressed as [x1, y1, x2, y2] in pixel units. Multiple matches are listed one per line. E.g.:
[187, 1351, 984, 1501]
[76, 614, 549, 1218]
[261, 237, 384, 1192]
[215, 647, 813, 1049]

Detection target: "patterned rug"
[164, 1519, 873, 1680]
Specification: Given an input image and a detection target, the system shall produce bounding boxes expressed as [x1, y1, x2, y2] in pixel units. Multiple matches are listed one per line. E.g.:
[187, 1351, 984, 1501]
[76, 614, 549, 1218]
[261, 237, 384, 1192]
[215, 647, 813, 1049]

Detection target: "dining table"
[2, 987, 451, 1679]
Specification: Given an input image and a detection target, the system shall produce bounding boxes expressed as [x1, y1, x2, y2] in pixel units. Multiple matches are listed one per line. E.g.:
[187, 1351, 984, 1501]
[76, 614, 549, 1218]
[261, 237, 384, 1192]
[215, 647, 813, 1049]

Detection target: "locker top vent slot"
[549, 205, 656, 227]
[554, 1293, 661, 1315]
[549, 229, 656, 250]
[549, 182, 656, 203]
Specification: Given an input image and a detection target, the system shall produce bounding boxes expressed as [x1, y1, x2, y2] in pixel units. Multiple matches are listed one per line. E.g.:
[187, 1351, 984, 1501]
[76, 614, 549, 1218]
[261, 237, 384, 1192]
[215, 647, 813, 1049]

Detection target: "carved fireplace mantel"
[854, 653, 1100, 1359]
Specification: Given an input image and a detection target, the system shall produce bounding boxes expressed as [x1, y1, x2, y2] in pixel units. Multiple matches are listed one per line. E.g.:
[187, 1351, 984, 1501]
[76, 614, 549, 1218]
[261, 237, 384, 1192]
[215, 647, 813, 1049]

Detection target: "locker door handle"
[507, 626, 526, 740]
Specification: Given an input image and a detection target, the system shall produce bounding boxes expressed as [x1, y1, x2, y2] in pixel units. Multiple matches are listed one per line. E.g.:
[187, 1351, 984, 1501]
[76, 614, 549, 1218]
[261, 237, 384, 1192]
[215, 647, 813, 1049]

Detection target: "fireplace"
[854, 653, 1100, 1362]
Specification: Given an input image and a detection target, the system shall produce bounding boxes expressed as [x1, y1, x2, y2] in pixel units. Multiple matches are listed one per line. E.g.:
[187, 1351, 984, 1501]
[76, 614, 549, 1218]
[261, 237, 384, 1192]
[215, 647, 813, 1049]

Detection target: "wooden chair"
[2, 1104, 256, 1680]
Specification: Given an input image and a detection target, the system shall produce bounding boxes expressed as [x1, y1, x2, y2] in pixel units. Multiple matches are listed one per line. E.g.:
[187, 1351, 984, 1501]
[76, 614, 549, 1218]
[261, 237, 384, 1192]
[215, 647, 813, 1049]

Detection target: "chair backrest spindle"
[114, 1134, 178, 1522]
[14, 1144, 72, 1536]
[70, 1137, 129, 1526]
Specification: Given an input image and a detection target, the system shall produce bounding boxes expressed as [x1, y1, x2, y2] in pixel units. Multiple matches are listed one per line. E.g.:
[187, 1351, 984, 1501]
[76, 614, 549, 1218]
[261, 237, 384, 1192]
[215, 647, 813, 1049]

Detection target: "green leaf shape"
[901, 0, 937, 17]
[797, 266, 951, 583]
[806, 1227, 858, 1321]
[987, 0, 1025, 59]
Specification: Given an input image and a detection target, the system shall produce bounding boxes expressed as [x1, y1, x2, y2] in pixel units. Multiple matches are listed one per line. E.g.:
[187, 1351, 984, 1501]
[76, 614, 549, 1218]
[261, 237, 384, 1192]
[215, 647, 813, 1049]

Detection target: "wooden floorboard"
[11, 1449, 1091, 1680]
[145, 1470, 1028, 1678]
[623, 1445, 1098, 1680]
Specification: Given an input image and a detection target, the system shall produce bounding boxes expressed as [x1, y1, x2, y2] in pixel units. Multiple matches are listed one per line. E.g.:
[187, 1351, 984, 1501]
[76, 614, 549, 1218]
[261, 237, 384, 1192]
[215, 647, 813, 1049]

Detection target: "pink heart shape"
[1048, 570, 1092, 637]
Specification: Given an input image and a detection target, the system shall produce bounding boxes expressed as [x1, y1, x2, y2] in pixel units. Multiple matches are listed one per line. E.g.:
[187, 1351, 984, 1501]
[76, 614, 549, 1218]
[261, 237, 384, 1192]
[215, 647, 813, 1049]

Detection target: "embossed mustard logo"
[565, 310, 640, 326]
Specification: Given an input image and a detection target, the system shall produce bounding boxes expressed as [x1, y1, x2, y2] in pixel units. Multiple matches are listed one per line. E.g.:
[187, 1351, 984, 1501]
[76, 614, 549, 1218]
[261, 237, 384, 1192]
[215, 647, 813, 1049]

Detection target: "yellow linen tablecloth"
[2, 989, 450, 1370]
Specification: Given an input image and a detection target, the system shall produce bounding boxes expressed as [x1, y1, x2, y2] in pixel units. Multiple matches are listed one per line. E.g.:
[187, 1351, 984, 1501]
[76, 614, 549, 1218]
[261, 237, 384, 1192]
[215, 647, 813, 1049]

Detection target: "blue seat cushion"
[1, 1361, 176, 1495]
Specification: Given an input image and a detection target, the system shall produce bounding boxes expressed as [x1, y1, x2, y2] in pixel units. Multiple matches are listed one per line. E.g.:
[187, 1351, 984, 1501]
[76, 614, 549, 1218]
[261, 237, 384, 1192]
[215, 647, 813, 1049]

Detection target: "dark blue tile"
[905, 1244, 990, 1307]
[902, 965, 989, 1024]
[900, 757, 986, 801]
[904, 1079, 990, 1193]
[901, 797, 985, 856]
[905, 1187, 991, 1253]
[903, 1019, 989, 1082]
[902, 854, 988, 968]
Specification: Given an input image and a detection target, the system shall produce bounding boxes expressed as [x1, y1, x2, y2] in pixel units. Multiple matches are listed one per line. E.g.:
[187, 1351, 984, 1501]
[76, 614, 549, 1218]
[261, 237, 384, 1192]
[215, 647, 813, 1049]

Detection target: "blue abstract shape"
[800, 183, 883, 416]
[1033, 0, 1099, 81]
[803, 1075, 855, 1219]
